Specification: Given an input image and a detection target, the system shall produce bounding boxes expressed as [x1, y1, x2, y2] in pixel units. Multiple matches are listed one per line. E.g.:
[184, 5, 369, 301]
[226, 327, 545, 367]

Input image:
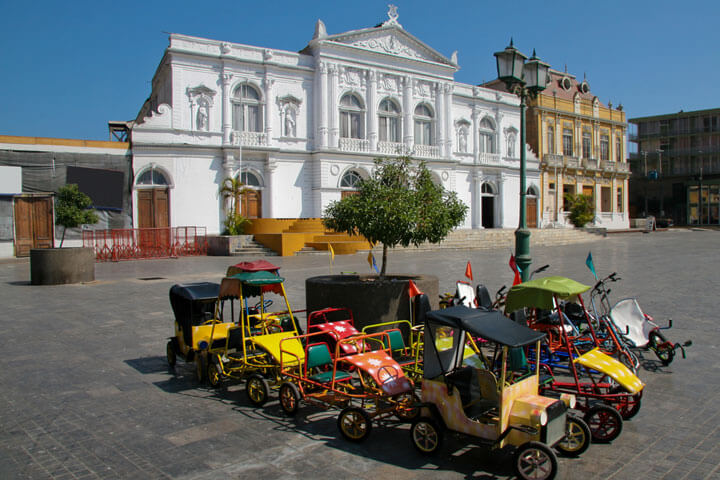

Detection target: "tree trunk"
[59, 226, 66, 248]
[381, 244, 388, 276]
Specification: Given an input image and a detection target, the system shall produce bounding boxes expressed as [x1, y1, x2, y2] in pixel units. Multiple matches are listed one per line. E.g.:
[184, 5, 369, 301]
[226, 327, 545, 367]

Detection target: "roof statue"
[313, 19, 328, 39]
[382, 4, 402, 28]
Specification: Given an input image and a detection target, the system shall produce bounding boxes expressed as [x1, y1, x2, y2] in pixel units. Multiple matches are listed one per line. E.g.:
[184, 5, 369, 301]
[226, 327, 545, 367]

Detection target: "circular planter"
[306, 274, 438, 332]
[30, 247, 95, 285]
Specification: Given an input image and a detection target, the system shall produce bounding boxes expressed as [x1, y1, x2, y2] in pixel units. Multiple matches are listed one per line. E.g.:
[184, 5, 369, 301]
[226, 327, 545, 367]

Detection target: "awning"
[505, 276, 591, 312]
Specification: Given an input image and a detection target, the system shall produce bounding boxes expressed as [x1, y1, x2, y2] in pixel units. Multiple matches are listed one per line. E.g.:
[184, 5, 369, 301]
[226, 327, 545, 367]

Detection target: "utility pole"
[642, 150, 648, 216]
[657, 149, 664, 216]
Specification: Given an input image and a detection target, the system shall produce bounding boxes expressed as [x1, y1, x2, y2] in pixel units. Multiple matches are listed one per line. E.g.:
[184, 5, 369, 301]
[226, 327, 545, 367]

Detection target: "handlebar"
[593, 272, 621, 292]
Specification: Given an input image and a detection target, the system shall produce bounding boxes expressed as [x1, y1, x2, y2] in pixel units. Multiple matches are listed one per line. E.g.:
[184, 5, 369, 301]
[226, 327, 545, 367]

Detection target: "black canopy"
[170, 282, 220, 302]
[169, 282, 220, 346]
[426, 305, 546, 348]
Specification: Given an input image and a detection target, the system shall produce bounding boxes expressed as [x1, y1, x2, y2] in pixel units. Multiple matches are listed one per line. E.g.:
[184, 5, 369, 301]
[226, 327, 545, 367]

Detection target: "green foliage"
[55, 184, 99, 247]
[219, 177, 252, 235]
[564, 193, 595, 228]
[323, 157, 467, 275]
[222, 212, 251, 235]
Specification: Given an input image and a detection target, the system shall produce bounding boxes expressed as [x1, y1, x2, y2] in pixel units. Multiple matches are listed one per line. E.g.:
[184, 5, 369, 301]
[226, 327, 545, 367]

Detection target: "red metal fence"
[83, 227, 208, 261]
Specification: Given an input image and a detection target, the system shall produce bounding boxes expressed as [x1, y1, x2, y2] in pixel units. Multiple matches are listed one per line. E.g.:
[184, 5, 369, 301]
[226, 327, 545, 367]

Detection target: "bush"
[564, 193, 595, 227]
[55, 184, 99, 247]
[222, 212, 251, 235]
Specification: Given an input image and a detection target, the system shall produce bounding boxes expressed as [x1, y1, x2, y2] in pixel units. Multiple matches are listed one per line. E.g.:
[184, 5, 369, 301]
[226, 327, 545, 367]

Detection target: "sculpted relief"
[351, 34, 431, 63]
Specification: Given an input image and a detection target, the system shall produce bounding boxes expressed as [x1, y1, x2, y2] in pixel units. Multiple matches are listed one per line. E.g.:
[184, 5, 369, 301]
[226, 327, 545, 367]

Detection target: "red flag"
[408, 279, 423, 298]
[464, 261, 473, 282]
[509, 254, 522, 286]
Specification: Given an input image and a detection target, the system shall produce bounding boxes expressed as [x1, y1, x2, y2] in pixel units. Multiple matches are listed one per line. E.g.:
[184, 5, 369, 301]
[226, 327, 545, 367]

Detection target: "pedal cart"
[202, 269, 305, 407]
[278, 331, 418, 442]
[410, 306, 589, 480]
[306, 307, 365, 355]
[505, 277, 645, 441]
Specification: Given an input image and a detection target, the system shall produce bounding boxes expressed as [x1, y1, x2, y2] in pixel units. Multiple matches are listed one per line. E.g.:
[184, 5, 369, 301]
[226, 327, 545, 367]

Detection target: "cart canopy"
[426, 305, 546, 348]
[226, 260, 280, 277]
[229, 270, 285, 296]
[169, 282, 220, 346]
[505, 276, 591, 313]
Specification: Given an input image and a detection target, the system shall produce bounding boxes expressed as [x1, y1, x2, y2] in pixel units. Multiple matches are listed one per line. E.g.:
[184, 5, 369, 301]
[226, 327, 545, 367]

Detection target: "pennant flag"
[586, 251, 598, 280]
[367, 250, 379, 273]
[328, 244, 335, 265]
[465, 261, 473, 282]
[509, 254, 522, 286]
[408, 279, 423, 298]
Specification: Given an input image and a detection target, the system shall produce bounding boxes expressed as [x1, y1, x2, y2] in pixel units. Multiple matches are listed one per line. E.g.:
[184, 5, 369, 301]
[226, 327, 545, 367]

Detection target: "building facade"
[131, 8, 540, 235]
[629, 108, 720, 225]
[487, 70, 630, 229]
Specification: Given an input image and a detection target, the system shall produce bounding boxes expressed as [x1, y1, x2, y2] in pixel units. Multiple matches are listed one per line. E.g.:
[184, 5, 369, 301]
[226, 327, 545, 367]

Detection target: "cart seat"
[306, 343, 352, 384]
[383, 330, 417, 366]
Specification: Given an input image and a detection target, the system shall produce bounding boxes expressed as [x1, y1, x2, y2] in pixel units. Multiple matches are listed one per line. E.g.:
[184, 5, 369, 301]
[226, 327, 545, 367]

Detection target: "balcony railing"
[378, 141, 406, 155]
[339, 137, 370, 153]
[564, 156, 580, 168]
[478, 152, 501, 165]
[414, 144, 441, 158]
[231, 130, 268, 147]
[616, 163, 630, 173]
[600, 160, 617, 171]
[543, 154, 563, 167]
[582, 158, 598, 170]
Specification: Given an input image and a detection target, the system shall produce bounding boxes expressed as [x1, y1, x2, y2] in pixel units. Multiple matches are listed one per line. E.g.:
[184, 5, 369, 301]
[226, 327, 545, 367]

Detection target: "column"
[444, 84, 453, 158]
[435, 83, 444, 154]
[317, 61, 328, 148]
[264, 75, 274, 141]
[472, 170, 481, 229]
[403, 76, 413, 151]
[221, 72, 232, 145]
[497, 173, 505, 228]
[472, 107, 480, 162]
[222, 152, 234, 214]
[265, 157, 276, 218]
[367, 70, 377, 151]
[328, 64, 339, 148]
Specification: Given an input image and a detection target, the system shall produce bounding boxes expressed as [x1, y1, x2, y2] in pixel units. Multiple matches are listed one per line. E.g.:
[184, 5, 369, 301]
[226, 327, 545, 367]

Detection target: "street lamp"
[494, 40, 550, 281]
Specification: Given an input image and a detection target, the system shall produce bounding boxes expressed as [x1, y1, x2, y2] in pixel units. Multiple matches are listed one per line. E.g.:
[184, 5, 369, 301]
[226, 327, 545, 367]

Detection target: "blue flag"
[367, 250, 379, 274]
[586, 252, 598, 280]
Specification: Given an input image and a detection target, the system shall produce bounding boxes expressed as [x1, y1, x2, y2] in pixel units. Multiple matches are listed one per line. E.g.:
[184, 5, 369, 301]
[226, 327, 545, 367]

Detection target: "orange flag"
[408, 279, 423, 298]
[509, 254, 522, 286]
[465, 261, 473, 281]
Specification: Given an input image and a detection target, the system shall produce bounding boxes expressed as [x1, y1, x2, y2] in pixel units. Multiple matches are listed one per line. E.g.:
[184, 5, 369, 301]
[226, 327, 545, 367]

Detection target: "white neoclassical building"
[131, 7, 540, 234]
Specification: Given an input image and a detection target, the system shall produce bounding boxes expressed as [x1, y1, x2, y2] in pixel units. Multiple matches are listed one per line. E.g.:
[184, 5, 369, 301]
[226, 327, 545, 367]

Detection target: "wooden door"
[14, 196, 54, 257]
[241, 190, 262, 219]
[341, 190, 358, 199]
[137, 189, 170, 228]
[527, 197, 537, 228]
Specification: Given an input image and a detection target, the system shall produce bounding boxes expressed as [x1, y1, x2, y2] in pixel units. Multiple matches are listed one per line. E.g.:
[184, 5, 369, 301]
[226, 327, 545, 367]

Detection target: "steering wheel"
[377, 365, 400, 384]
[256, 316, 282, 333]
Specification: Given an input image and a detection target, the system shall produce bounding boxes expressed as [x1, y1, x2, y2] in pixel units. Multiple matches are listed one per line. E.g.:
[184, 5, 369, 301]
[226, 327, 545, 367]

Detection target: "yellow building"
[526, 70, 630, 229]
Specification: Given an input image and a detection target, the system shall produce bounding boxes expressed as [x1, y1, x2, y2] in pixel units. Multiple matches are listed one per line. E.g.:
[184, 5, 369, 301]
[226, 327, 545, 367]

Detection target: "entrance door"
[137, 189, 169, 228]
[482, 196, 494, 228]
[527, 197, 537, 228]
[14, 196, 54, 257]
[241, 190, 262, 219]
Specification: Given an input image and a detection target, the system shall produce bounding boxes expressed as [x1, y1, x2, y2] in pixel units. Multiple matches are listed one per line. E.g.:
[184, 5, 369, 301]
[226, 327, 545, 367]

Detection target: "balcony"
[231, 130, 268, 147]
[478, 152, 501, 165]
[339, 137, 370, 153]
[378, 141, 406, 155]
[616, 163, 630, 173]
[582, 158, 599, 170]
[600, 160, 616, 171]
[564, 156, 580, 168]
[414, 144, 441, 159]
[543, 154, 563, 167]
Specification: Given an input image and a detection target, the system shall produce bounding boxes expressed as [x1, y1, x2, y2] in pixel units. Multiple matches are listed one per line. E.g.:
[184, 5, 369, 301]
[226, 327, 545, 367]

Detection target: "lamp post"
[494, 40, 550, 281]
[657, 148, 664, 216]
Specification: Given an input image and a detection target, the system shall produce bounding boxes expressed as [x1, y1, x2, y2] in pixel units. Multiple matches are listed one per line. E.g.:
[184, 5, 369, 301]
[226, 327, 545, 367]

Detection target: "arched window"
[527, 186, 539, 196]
[239, 171, 261, 187]
[414, 104, 434, 146]
[339, 94, 364, 139]
[378, 98, 401, 143]
[136, 167, 169, 186]
[232, 84, 262, 132]
[479, 117, 496, 153]
[340, 170, 363, 188]
[481, 182, 495, 195]
[546, 124, 555, 154]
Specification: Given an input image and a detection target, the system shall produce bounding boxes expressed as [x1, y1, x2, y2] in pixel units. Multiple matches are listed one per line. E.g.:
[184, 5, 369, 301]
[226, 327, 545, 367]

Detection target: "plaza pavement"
[0, 229, 718, 480]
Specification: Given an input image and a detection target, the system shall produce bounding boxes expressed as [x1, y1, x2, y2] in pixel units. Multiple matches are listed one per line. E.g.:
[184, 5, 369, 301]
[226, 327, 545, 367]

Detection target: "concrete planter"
[30, 247, 95, 285]
[306, 274, 439, 332]
[206, 235, 253, 256]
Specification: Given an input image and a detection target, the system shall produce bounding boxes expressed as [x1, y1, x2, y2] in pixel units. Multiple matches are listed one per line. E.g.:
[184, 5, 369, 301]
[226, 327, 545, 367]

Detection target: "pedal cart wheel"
[606, 387, 642, 420]
[584, 404, 623, 443]
[513, 441, 558, 480]
[393, 392, 420, 422]
[410, 416, 443, 455]
[555, 416, 591, 457]
[649, 331, 675, 366]
[337, 407, 372, 442]
[246, 374, 269, 406]
[207, 361, 223, 389]
[279, 382, 300, 416]
[166, 341, 176, 367]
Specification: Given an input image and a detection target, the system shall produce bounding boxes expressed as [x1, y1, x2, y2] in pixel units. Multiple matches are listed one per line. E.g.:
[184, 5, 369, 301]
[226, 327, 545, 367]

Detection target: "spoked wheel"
[605, 387, 642, 420]
[513, 441, 558, 480]
[166, 340, 176, 368]
[393, 392, 420, 422]
[555, 416, 591, 457]
[207, 360, 223, 389]
[246, 374, 269, 407]
[195, 353, 206, 383]
[584, 404, 623, 443]
[279, 382, 300, 416]
[410, 416, 443, 455]
[337, 407, 372, 442]
[619, 349, 640, 373]
[649, 331, 675, 366]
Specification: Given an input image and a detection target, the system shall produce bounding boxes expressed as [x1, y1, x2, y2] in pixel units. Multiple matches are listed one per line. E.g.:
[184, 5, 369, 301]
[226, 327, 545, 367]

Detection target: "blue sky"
[0, 0, 717, 141]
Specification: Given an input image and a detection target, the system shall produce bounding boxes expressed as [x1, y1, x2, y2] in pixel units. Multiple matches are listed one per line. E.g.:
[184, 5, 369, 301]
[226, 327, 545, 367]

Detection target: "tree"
[323, 157, 467, 276]
[564, 193, 595, 228]
[55, 184, 99, 247]
[219, 177, 251, 235]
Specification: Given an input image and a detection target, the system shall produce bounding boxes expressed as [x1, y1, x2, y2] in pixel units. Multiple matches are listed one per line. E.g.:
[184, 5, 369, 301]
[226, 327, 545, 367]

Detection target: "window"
[617, 187, 624, 212]
[414, 104, 434, 146]
[582, 130, 592, 158]
[239, 171, 261, 187]
[563, 128, 573, 156]
[479, 117, 496, 153]
[601, 186, 611, 212]
[600, 133, 610, 161]
[340, 94, 364, 139]
[615, 136, 623, 162]
[562, 184, 575, 210]
[378, 98, 401, 142]
[340, 170, 363, 188]
[232, 84, 262, 132]
[137, 168, 169, 186]
[546, 124, 555, 154]
[481, 183, 495, 194]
